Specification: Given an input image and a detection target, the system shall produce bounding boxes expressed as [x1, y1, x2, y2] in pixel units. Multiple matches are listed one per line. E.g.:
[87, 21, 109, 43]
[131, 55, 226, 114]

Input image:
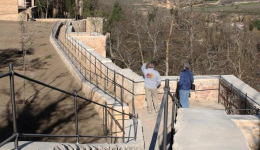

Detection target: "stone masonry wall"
[75, 36, 106, 57]
[51, 22, 130, 141]
[86, 17, 103, 34]
[0, 0, 18, 15]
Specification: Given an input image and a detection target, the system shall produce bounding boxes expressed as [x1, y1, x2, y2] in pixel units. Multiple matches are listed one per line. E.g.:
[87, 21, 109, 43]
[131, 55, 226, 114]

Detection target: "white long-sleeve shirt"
[141, 63, 161, 89]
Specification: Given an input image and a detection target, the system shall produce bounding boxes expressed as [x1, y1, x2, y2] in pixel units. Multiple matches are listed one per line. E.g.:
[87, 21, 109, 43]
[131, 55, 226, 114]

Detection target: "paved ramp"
[173, 109, 250, 150]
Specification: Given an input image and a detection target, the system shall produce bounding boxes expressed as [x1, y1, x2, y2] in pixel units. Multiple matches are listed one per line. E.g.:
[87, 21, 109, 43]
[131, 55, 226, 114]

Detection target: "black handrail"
[149, 79, 179, 150]
[219, 76, 260, 107]
[14, 71, 130, 116]
[0, 63, 136, 149]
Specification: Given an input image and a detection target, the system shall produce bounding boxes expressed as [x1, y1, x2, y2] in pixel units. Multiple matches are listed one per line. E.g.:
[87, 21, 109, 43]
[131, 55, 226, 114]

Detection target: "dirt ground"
[0, 21, 105, 144]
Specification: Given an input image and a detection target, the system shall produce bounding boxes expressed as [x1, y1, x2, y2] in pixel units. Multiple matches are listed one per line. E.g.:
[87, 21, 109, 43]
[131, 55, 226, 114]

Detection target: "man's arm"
[141, 63, 147, 74]
[191, 72, 194, 83]
[156, 72, 161, 87]
[179, 72, 184, 87]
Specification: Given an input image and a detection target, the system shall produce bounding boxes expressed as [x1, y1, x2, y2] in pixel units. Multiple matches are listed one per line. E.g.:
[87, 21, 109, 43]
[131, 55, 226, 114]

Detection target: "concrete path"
[173, 109, 250, 150]
[137, 100, 225, 150]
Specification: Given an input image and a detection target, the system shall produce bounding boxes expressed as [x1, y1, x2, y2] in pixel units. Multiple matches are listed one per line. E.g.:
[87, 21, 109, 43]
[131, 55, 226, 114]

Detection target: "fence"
[64, 21, 260, 116]
[149, 79, 179, 150]
[0, 64, 136, 149]
[219, 76, 260, 115]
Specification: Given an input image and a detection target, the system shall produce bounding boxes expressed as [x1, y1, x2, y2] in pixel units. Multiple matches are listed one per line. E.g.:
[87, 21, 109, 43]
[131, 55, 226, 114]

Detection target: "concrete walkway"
[173, 109, 250, 150]
[137, 100, 225, 150]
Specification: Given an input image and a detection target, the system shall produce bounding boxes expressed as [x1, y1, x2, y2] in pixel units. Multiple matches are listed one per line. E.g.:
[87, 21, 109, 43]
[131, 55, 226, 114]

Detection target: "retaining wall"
[50, 22, 131, 142]
[0, 0, 18, 15]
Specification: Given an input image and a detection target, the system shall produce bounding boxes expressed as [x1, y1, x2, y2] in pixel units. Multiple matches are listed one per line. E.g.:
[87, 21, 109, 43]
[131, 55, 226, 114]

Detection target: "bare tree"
[19, 12, 35, 102]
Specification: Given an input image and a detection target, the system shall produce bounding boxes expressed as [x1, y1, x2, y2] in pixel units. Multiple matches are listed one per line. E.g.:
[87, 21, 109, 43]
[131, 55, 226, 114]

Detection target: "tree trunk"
[165, 16, 174, 76]
[46, 0, 48, 18]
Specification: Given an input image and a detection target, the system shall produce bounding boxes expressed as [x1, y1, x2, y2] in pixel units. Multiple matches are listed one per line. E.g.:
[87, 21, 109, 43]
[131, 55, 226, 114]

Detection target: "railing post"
[230, 84, 233, 113]
[245, 93, 247, 114]
[226, 84, 229, 110]
[105, 102, 108, 143]
[121, 77, 124, 103]
[132, 80, 136, 115]
[89, 55, 92, 83]
[74, 89, 79, 144]
[163, 79, 169, 150]
[95, 57, 97, 85]
[9, 63, 18, 150]
[111, 110, 113, 143]
[218, 75, 221, 103]
[122, 110, 125, 143]
[107, 67, 109, 85]
[171, 99, 175, 134]
[114, 71, 116, 99]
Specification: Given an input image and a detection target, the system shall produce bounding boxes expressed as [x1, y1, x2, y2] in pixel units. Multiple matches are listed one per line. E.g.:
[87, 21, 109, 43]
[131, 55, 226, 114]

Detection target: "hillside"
[0, 21, 104, 143]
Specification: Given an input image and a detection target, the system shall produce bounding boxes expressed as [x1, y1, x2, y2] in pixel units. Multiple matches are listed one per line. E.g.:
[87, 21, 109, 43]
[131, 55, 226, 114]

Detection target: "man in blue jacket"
[178, 62, 194, 108]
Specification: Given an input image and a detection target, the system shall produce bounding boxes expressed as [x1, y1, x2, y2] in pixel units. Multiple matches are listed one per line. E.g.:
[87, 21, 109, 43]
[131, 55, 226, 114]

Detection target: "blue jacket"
[178, 68, 194, 90]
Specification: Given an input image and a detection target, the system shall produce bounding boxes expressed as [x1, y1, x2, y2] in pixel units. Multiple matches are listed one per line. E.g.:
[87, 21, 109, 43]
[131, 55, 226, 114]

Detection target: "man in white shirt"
[141, 61, 161, 113]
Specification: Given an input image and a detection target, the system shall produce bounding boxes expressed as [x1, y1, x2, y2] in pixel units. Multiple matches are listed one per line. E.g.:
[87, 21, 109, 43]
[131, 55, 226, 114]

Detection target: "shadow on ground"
[0, 86, 105, 144]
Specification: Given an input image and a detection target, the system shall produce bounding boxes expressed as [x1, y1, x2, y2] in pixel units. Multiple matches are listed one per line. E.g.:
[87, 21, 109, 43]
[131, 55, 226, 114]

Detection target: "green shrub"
[255, 20, 260, 30]
[249, 21, 254, 31]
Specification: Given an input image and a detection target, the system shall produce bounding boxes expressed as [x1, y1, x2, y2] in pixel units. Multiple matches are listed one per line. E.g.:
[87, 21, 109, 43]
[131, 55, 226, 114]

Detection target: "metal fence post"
[132, 80, 136, 115]
[230, 84, 233, 112]
[245, 93, 247, 114]
[74, 89, 79, 144]
[105, 102, 108, 143]
[171, 99, 175, 134]
[121, 77, 124, 103]
[106, 67, 109, 85]
[89, 55, 92, 83]
[218, 75, 221, 103]
[114, 71, 116, 99]
[95, 57, 97, 85]
[163, 79, 169, 150]
[122, 110, 125, 143]
[9, 63, 18, 150]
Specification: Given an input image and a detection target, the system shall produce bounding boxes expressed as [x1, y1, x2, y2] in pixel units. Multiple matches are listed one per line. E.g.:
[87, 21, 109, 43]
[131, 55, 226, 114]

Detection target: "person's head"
[148, 61, 156, 68]
[183, 62, 190, 69]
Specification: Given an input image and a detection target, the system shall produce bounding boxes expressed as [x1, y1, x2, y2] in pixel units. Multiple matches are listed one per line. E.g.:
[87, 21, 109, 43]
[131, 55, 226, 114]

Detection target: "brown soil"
[0, 21, 105, 144]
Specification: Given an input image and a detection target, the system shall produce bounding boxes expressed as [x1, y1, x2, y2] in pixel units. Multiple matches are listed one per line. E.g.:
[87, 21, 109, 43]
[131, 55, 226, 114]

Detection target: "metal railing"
[149, 79, 179, 150]
[18, 0, 29, 8]
[63, 21, 260, 116]
[219, 76, 260, 115]
[0, 64, 136, 149]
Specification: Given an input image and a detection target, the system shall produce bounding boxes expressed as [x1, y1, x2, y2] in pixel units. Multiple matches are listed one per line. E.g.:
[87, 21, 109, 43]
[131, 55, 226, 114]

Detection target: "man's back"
[141, 63, 161, 89]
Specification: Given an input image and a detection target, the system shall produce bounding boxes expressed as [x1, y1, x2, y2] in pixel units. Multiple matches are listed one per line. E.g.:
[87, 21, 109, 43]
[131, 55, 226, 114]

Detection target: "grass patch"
[45, 55, 52, 59]
[194, 2, 260, 14]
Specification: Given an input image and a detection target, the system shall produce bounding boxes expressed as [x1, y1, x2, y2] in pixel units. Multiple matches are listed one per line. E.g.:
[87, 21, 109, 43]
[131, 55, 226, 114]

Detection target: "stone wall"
[35, 18, 73, 22]
[75, 35, 106, 57]
[0, 0, 18, 15]
[71, 18, 103, 34]
[71, 20, 86, 32]
[86, 17, 103, 34]
[50, 22, 130, 141]
[0, 14, 20, 21]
